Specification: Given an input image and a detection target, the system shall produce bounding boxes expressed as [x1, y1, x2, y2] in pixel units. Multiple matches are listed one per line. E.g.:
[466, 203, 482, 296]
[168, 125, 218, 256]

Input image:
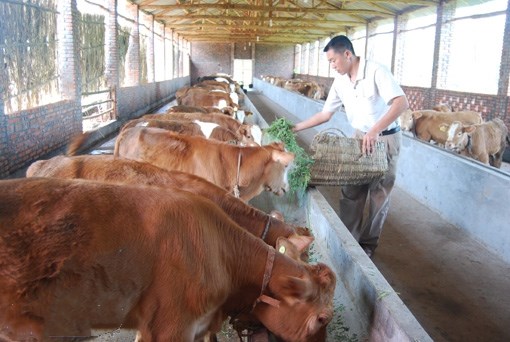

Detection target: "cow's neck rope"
[466, 134, 472, 154]
[233, 150, 242, 198]
[252, 247, 278, 310]
[260, 216, 271, 242]
[230, 247, 280, 337]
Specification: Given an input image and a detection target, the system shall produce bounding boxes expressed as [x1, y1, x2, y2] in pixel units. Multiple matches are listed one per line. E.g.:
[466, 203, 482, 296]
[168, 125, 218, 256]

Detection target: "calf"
[114, 127, 294, 201]
[119, 118, 252, 145]
[400, 109, 483, 145]
[0, 177, 336, 341]
[26, 155, 313, 260]
[442, 118, 509, 168]
[178, 87, 238, 111]
[167, 105, 233, 116]
[142, 112, 262, 145]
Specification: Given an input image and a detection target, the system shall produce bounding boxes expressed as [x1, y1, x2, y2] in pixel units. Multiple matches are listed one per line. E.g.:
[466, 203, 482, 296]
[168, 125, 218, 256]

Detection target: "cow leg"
[477, 153, 490, 164]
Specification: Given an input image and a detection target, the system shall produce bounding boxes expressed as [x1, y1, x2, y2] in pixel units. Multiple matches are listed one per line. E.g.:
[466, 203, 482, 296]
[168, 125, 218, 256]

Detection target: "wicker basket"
[309, 128, 388, 186]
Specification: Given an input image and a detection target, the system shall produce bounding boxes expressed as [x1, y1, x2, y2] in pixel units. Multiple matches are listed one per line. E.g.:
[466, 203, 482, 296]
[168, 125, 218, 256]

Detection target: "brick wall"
[190, 42, 232, 83]
[254, 44, 294, 80]
[0, 101, 81, 177]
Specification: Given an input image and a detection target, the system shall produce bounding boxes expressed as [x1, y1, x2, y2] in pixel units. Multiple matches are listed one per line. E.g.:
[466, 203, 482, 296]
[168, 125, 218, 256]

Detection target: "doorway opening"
[233, 59, 253, 90]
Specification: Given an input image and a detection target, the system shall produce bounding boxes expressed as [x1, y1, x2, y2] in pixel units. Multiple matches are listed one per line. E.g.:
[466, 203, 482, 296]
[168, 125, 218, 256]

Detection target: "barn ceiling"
[133, 0, 440, 45]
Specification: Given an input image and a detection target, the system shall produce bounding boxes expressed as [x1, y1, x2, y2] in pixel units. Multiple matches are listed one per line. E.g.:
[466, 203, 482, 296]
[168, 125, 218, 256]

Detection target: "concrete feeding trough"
[246, 93, 432, 341]
[86, 93, 431, 342]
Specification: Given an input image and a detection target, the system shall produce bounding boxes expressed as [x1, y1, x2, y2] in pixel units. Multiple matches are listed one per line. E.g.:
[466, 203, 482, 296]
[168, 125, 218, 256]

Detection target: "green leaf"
[264, 118, 314, 194]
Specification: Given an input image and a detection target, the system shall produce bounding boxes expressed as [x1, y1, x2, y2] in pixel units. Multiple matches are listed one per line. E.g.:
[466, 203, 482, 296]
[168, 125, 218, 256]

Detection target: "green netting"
[0, 0, 58, 113]
[78, 12, 106, 94]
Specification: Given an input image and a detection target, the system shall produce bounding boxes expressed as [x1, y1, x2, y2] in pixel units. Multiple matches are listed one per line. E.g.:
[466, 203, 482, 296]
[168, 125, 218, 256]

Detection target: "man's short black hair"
[324, 35, 356, 55]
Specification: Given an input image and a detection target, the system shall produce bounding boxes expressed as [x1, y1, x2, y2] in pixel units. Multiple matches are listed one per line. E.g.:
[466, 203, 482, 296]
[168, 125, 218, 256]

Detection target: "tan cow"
[26, 155, 313, 260]
[119, 118, 253, 146]
[178, 87, 239, 111]
[114, 127, 294, 201]
[143, 112, 262, 145]
[0, 177, 336, 341]
[400, 109, 483, 145]
[167, 105, 224, 114]
[442, 118, 509, 168]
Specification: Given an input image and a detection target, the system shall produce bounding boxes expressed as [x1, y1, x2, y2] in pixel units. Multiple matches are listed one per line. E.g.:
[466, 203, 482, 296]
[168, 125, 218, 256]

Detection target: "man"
[293, 35, 409, 258]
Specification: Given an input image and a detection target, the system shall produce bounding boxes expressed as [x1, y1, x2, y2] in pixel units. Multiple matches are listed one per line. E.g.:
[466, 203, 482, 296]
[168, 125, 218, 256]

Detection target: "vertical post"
[125, 1, 140, 86]
[391, 15, 398, 74]
[495, 0, 510, 119]
[165, 28, 174, 80]
[105, 0, 119, 89]
[0, 16, 9, 177]
[57, 0, 82, 134]
[430, 0, 445, 91]
[104, 0, 118, 120]
[57, 0, 81, 100]
[393, 14, 408, 84]
[146, 14, 155, 83]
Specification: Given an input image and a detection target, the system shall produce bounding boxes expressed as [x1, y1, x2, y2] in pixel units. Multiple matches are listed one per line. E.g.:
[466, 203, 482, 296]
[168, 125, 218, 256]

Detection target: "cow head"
[252, 260, 336, 342]
[441, 121, 475, 152]
[399, 109, 414, 131]
[237, 124, 262, 146]
[261, 143, 295, 196]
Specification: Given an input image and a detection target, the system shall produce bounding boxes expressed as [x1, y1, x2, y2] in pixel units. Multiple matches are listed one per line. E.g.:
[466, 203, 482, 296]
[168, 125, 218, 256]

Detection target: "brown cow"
[166, 104, 235, 116]
[178, 87, 239, 111]
[119, 118, 253, 145]
[114, 127, 294, 201]
[0, 177, 336, 341]
[142, 112, 262, 145]
[26, 154, 313, 259]
[442, 118, 509, 168]
[400, 109, 483, 145]
[167, 105, 223, 114]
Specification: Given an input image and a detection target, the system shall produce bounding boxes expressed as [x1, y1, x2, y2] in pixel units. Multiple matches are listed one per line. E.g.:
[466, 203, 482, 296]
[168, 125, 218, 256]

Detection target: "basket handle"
[315, 127, 348, 137]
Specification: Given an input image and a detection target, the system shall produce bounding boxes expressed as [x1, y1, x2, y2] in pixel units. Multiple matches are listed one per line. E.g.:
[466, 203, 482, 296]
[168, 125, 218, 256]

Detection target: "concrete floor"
[248, 91, 510, 342]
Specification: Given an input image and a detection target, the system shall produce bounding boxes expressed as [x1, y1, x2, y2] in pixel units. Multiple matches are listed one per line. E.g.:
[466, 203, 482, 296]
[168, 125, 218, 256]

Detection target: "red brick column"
[57, 0, 81, 100]
[105, 0, 119, 89]
[165, 28, 174, 80]
[0, 33, 8, 176]
[495, 0, 510, 121]
[145, 14, 155, 83]
[125, 2, 140, 86]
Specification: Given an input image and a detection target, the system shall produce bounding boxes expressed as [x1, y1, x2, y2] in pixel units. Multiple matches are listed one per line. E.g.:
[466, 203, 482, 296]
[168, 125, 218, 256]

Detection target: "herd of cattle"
[400, 104, 509, 168]
[0, 74, 337, 341]
[260, 76, 509, 168]
[261, 75, 327, 101]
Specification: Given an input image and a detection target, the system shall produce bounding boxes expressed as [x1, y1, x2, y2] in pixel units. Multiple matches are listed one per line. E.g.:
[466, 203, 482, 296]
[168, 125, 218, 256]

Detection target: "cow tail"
[66, 132, 92, 156]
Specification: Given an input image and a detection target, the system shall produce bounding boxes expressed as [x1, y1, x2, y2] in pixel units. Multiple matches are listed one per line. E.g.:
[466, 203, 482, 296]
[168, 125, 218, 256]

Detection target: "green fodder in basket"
[264, 118, 314, 194]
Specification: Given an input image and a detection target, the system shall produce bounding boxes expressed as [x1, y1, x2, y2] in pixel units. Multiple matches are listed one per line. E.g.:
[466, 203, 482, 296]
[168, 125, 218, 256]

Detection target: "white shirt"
[323, 59, 404, 132]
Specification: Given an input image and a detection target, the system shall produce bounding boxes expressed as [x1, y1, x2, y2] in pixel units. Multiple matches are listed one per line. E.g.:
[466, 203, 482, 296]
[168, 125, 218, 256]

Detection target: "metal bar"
[81, 99, 113, 108]
[83, 107, 114, 120]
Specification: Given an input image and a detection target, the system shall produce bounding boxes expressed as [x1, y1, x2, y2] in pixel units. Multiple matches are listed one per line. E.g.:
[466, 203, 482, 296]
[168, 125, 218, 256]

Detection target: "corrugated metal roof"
[133, 0, 445, 44]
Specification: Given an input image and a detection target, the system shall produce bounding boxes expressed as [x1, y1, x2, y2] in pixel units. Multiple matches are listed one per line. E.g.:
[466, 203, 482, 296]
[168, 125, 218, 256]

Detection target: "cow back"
[26, 155, 309, 256]
[0, 177, 334, 341]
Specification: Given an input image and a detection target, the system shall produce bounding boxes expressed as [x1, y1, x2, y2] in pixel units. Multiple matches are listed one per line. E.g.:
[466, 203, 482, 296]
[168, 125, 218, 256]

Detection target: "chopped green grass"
[264, 118, 314, 195]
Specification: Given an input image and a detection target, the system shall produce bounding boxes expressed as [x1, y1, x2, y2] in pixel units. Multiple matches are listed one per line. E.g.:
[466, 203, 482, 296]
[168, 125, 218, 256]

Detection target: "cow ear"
[272, 150, 295, 166]
[276, 237, 301, 260]
[277, 276, 313, 306]
[286, 234, 314, 253]
[238, 125, 248, 136]
[412, 111, 423, 119]
[464, 125, 477, 133]
[312, 263, 336, 288]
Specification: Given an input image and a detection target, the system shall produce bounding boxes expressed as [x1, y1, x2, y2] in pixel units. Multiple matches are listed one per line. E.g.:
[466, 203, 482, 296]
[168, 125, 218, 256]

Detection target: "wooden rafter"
[133, 0, 440, 43]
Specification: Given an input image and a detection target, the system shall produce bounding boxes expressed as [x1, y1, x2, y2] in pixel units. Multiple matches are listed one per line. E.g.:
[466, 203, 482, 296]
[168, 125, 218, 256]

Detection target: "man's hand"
[362, 130, 379, 156]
